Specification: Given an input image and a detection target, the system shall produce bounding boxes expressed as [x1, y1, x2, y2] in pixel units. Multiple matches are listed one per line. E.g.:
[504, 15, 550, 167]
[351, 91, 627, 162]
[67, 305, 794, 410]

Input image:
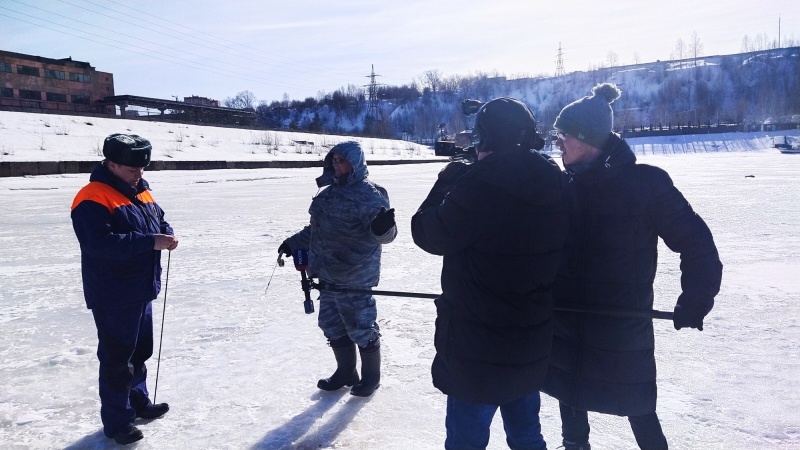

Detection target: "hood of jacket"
[469, 147, 564, 206]
[316, 141, 369, 188]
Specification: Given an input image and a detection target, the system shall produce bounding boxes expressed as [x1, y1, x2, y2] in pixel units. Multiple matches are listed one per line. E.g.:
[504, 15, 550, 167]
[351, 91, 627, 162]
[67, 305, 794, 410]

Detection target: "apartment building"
[0, 50, 115, 114]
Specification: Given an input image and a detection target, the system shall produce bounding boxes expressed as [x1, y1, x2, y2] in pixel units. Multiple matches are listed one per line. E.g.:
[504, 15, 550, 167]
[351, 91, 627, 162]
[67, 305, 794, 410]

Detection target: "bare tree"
[606, 51, 619, 68]
[633, 52, 641, 65]
[690, 31, 704, 66]
[224, 90, 257, 109]
[420, 69, 443, 98]
[741, 35, 752, 53]
[440, 74, 462, 101]
[673, 38, 686, 62]
[753, 33, 769, 51]
[741, 32, 782, 52]
[345, 83, 364, 101]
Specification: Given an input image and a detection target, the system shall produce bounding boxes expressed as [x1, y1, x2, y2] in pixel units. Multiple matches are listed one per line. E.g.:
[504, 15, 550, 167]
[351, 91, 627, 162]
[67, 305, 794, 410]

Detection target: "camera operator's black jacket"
[412, 148, 568, 405]
[542, 134, 722, 417]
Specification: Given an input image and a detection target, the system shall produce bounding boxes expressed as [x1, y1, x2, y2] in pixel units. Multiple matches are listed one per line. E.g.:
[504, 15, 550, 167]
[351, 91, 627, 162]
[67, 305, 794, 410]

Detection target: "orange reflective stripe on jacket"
[71, 181, 155, 212]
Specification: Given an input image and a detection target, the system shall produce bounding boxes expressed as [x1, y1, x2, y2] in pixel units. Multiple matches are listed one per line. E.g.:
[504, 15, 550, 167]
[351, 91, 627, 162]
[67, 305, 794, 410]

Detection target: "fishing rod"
[153, 251, 171, 404]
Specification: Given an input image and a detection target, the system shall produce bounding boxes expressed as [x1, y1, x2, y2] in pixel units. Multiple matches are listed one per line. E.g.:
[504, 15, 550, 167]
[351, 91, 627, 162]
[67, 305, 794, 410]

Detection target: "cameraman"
[411, 98, 568, 449]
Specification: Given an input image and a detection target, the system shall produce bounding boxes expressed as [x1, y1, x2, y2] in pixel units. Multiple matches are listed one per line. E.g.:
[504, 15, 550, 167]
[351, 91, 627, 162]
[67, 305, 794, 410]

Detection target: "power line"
[98, 0, 361, 79]
[1, 3, 380, 100]
[6, 0, 330, 89]
[48, 0, 350, 81]
[65, 0, 362, 80]
[0, 11, 321, 93]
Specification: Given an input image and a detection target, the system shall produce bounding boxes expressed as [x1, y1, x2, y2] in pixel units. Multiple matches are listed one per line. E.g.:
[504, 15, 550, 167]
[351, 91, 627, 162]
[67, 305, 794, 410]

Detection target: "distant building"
[0, 50, 115, 114]
[184, 95, 220, 107]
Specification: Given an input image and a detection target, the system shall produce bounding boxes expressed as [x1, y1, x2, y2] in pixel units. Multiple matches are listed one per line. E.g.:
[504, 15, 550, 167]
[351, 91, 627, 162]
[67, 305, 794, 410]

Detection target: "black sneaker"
[136, 402, 170, 420]
[111, 425, 143, 445]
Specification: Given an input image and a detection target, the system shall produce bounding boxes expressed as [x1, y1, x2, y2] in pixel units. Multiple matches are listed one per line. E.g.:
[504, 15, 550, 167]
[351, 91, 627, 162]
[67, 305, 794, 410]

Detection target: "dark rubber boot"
[317, 336, 359, 391]
[111, 425, 143, 445]
[350, 338, 380, 397]
[136, 402, 170, 420]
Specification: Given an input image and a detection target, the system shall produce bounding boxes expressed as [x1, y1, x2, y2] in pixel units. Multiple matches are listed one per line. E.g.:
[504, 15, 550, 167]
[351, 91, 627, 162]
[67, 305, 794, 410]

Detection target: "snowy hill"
[258, 47, 799, 142]
[1, 110, 798, 168]
[0, 111, 434, 164]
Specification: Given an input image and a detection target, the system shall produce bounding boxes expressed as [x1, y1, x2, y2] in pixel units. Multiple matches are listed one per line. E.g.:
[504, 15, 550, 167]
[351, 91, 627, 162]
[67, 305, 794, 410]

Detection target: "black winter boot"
[111, 425, 143, 445]
[350, 338, 380, 397]
[136, 402, 170, 420]
[317, 336, 359, 391]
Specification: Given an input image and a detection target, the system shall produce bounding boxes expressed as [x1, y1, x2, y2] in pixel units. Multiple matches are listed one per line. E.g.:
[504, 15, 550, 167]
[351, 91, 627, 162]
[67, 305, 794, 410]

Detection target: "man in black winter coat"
[412, 97, 568, 450]
[542, 83, 723, 450]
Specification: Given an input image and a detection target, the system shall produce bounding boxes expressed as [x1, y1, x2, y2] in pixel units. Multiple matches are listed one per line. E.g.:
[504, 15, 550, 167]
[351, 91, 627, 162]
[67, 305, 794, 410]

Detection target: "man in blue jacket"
[72, 133, 178, 445]
[279, 141, 396, 397]
[543, 84, 722, 450]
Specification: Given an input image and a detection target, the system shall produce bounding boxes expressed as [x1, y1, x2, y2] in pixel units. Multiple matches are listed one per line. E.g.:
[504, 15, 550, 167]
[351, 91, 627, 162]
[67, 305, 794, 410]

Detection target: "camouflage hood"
[316, 141, 369, 188]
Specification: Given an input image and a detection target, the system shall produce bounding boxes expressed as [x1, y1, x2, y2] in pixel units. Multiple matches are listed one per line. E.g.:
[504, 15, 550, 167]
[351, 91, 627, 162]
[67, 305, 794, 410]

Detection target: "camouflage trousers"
[317, 288, 379, 348]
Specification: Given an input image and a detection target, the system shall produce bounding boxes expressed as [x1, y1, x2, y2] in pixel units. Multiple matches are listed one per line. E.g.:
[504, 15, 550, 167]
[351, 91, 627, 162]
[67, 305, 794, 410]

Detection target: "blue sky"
[2, 0, 797, 105]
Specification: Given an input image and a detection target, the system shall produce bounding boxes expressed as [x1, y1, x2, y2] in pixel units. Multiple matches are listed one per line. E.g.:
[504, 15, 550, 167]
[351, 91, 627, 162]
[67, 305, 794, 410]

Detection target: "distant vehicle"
[774, 136, 791, 149]
[774, 136, 800, 154]
[434, 99, 484, 162]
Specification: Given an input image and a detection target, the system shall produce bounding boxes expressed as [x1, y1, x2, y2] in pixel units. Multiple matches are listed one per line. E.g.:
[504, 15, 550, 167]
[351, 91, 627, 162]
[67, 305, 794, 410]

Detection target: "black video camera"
[434, 139, 476, 162]
[434, 99, 485, 163]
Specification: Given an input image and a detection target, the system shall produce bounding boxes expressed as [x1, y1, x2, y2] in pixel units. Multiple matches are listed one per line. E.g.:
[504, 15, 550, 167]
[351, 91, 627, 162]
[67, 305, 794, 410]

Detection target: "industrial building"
[0, 50, 115, 114]
[1, 50, 255, 125]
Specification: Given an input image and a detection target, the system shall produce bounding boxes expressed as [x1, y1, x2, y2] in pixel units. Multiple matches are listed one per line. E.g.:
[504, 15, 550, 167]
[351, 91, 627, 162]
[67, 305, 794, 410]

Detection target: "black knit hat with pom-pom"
[554, 83, 621, 148]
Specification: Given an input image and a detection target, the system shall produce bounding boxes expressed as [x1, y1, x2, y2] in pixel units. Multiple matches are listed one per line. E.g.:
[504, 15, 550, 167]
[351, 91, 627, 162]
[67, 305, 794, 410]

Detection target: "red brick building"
[184, 95, 220, 107]
[0, 50, 115, 114]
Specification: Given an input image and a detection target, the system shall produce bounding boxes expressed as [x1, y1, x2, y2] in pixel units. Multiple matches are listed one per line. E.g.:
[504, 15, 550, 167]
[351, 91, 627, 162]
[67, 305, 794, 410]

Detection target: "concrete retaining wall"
[0, 159, 448, 177]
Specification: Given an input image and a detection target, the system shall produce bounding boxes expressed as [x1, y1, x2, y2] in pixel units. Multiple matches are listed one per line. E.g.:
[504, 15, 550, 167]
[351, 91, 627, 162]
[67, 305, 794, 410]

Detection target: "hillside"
[1, 110, 797, 172]
[255, 47, 800, 141]
[0, 111, 433, 164]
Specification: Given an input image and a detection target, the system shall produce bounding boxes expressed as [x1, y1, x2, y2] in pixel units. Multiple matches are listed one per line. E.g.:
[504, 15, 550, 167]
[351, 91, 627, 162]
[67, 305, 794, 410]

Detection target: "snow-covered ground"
[1, 111, 799, 449]
[1, 110, 798, 163]
[0, 111, 433, 163]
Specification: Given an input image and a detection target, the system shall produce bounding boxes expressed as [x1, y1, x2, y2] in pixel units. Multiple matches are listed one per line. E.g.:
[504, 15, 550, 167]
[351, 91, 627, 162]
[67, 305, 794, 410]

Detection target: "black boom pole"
[311, 281, 674, 320]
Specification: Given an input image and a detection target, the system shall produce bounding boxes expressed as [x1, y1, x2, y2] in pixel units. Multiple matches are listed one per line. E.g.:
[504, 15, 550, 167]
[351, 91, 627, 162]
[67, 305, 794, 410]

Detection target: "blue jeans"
[445, 393, 547, 450]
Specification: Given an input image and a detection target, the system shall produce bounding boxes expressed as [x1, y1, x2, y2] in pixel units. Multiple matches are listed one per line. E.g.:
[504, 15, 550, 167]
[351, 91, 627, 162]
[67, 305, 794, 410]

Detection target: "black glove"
[673, 302, 707, 331]
[371, 207, 396, 236]
[278, 240, 292, 257]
